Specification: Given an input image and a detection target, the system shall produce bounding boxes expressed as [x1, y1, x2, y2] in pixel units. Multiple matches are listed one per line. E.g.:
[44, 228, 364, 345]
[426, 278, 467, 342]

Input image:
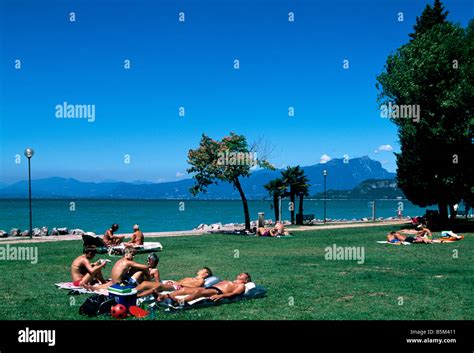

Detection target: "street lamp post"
[24, 148, 34, 239]
[323, 169, 327, 224]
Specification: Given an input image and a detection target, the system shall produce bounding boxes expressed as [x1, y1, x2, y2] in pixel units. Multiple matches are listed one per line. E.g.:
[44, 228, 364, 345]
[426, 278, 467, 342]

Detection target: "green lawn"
[0, 225, 472, 320]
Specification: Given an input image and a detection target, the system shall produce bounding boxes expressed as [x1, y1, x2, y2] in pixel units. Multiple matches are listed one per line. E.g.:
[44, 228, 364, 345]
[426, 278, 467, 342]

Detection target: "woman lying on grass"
[256, 222, 289, 237]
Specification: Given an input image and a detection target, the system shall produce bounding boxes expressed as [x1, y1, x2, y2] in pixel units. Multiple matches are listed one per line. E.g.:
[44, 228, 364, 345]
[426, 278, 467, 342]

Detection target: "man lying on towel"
[158, 273, 251, 304]
[387, 231, 432, 244]
[136, 267, 212, 298]
[71, 245, 109, 287]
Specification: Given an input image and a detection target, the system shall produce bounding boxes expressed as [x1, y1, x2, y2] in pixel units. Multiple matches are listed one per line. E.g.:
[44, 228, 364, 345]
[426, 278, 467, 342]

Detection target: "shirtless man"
[161, 273, 251, 304]
[103, 224, 124, 246]
[70, 246, 109, 286]
[123, 224, 144, 247]
[387, 231, 432, 244]
[109, 247, 158, 287]
[136, 267, 212, 298]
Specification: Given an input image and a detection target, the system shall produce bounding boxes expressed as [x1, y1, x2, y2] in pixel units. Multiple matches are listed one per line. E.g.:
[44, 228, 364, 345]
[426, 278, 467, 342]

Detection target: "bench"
[297, 214, 315, 224]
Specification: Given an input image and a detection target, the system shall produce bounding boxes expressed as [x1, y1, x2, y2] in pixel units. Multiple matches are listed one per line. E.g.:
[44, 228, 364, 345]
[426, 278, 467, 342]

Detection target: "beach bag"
[79, 294, 116, 317]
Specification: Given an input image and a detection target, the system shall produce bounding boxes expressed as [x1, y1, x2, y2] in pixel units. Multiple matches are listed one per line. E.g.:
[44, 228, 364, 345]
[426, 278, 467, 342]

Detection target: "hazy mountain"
[313, 179, 405, 199]
[0, 156, 396, 199]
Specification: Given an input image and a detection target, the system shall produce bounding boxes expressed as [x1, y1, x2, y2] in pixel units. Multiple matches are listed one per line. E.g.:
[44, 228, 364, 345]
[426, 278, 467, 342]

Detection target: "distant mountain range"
[0, 156, 396, 199]
[313, 179, 405, 199]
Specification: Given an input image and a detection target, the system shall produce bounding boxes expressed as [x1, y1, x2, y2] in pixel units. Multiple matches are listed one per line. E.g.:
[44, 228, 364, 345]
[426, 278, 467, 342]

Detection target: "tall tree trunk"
[290, 190, 295, 224]
[273, 195, 279, 222]
[297, 193, 304, 225]
[234, 178, 251, 231]
[438, 202, 448, 225]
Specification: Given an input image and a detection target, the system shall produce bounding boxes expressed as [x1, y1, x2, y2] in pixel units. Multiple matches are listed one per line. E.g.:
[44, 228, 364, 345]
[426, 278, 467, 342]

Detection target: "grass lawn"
[0, 225, 472, 320]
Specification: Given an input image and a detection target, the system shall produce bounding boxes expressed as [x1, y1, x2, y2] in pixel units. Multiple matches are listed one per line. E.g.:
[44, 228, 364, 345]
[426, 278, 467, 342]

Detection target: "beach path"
[0, 220, 410, 245]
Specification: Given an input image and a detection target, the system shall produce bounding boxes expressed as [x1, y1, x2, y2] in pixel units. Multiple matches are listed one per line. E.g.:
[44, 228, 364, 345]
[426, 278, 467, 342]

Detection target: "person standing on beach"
[103, 223, 124, 246]
[123, 224, 144, 247]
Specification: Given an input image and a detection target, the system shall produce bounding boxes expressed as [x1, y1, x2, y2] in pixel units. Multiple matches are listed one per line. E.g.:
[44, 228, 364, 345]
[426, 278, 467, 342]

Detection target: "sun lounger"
[82, 233, 163, 256]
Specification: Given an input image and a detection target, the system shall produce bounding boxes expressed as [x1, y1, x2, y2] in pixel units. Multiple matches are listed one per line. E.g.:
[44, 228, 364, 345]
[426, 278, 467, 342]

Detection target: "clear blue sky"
[0, 0, 472, 184]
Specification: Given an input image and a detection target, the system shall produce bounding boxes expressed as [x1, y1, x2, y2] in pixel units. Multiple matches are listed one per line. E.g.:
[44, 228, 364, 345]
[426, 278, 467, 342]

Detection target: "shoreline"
[0, 219, 410, 245]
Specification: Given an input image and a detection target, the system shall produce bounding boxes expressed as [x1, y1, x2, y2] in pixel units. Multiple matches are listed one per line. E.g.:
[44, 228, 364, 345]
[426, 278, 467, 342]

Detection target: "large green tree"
[187, 133, 273, 231]
[409, 0, 448, 40]
[376, 2, 473, 223]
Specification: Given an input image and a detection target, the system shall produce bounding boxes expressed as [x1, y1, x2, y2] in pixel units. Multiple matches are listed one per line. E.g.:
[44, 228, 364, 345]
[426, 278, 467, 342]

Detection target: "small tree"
[264, 178, 286, 222]
[187, 133, 273, 231]
[281, 166, 308, 224]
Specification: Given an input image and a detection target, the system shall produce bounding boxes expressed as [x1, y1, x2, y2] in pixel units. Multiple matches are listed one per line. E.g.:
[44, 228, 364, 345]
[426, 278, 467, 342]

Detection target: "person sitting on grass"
[387, 231, 432, 244]
[103, 223, 124, 246]
[416, 224, 432, 239]
[70, 245, 109, 287]
[88, 247, 157, 290]
[136, 267, 213, 298]
[158, 273, 251, 304]
[123, 224, 144, 247]
[111, 247, 158, 286]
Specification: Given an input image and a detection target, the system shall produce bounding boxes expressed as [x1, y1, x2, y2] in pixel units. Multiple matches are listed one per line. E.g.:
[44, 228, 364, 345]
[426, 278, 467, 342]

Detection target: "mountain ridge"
[0, 156, 396, 199]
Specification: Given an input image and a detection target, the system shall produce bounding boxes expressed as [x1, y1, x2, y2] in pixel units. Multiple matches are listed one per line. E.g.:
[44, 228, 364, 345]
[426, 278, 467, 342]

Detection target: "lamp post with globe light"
[24, 148, 34, 239]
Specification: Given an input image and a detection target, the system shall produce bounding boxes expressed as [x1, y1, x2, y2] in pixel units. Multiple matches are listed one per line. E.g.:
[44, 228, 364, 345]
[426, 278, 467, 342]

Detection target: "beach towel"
[377, 241, 411, 245]
[55, 282, 109, 296]
[156, 282, 267, 311]
[432, 235, 464, 243]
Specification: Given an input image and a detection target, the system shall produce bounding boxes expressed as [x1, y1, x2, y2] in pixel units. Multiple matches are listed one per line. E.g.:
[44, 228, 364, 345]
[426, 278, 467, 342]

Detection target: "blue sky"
[0, 0, 472, 184]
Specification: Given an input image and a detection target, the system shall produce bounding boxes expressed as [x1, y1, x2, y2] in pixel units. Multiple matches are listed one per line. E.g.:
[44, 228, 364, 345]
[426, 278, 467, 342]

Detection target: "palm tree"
[281, 166, 308, 224]
[264, 178, 286, 222]
[295, 175, 310, 225]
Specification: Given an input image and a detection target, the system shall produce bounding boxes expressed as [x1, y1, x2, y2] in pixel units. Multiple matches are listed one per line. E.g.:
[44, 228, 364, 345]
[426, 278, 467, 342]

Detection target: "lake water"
[0, 199, 429, 234]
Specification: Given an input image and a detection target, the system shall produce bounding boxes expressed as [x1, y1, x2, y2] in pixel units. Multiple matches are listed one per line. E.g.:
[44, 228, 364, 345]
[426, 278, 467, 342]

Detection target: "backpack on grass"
[79, 294, 116, 317]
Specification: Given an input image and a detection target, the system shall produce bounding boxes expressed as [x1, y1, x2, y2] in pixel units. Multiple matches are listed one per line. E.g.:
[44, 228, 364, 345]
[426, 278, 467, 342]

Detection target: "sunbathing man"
[136, 267, 212, 298]
[159, 273, 251, 304]
[387, 231, 432, 244]
[123, 224, 144, 247]
[71, 245, 109, 286]
[103, 223, 124, 246]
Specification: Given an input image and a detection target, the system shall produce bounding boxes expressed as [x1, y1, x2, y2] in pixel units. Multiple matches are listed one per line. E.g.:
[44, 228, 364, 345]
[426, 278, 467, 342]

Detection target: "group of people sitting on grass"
[386, 224, 433, 244]
[70, 245, 251, 304]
